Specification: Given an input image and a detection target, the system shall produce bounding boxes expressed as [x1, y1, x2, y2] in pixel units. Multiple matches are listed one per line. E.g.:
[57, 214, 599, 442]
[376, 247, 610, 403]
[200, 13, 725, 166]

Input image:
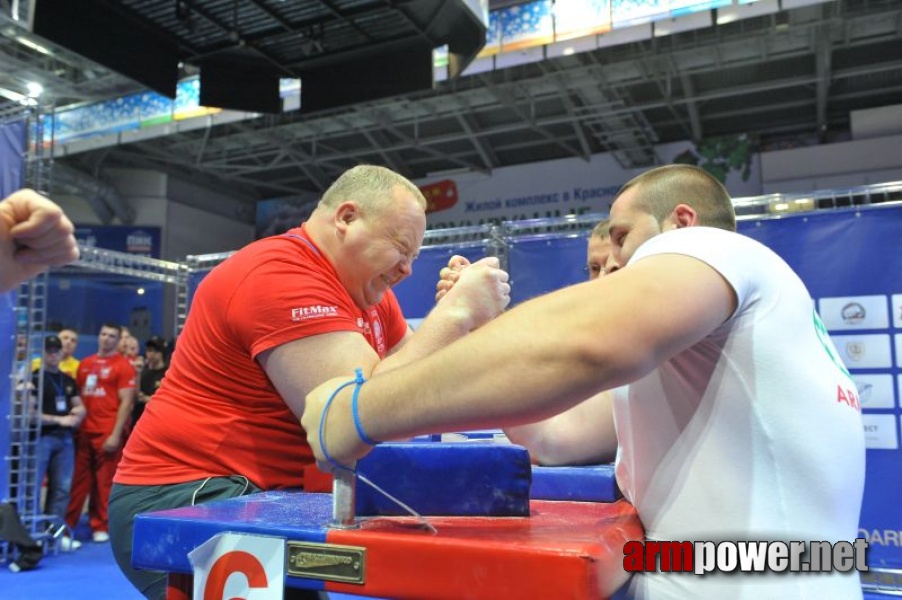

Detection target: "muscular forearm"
[312, 286, 615, 465]
[307, 256, 734, 467]
[358, 258, 731, 442]
[373, 306, 471, 377]
[359, 284, 625, 442]
[504, 390, 618, 466]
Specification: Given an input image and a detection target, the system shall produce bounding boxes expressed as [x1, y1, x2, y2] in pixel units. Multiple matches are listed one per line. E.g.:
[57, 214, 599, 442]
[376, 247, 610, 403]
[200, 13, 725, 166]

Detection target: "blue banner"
[507, 233, 589, 306]
[0, 119, 25, 197]
[75, 225, 161, 258]
[393, 243, 491, 319]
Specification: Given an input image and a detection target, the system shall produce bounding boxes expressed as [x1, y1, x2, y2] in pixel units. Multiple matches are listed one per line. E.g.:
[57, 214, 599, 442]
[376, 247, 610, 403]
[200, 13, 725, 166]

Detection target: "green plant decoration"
[673, 134, 756, 183]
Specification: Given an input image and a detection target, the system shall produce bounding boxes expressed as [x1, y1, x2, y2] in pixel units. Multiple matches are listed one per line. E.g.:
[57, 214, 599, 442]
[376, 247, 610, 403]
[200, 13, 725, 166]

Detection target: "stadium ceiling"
[1, 0, 901, 221]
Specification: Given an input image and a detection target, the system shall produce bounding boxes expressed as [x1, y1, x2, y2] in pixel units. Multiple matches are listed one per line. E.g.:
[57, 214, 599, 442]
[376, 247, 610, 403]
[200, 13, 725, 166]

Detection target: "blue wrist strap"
[318, 376, 360, 473]
[317, 369, 379, 473]
[350, 368, 379, 446]
[318, 369, 434, 534]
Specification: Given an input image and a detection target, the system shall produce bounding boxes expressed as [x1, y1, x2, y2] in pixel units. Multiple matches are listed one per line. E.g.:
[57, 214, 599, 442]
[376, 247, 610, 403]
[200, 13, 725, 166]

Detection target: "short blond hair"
[319, 165, 427, 214]
[590, 218, 610, 240]
[615, 164, 736, 231]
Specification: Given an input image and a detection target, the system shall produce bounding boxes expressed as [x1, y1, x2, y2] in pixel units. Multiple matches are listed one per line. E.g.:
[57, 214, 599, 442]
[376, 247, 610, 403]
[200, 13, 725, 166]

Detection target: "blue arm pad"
[530, 463, 621, 502]
[355, 443, 532, 517]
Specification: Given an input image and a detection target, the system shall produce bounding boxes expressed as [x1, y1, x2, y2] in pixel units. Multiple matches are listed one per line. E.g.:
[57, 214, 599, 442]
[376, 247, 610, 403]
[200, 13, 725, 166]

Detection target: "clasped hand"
[434, 255, 511, 330]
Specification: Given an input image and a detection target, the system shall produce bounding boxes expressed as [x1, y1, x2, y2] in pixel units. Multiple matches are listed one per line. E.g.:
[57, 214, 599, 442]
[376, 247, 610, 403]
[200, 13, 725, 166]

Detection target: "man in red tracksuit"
[66, 323, 135, 543]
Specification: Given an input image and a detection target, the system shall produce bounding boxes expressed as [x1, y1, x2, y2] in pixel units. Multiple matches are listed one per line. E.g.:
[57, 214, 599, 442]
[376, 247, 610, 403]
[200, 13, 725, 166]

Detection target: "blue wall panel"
[507, 233, 589, 306]
[393, 244, 490, 319]
[46, 276, 165, 341]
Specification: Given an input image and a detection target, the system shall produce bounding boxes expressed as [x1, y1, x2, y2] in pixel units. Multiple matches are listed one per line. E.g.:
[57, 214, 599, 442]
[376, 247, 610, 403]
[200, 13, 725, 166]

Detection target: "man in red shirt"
[109, 165, 510, 600]
[66, 323, 135, 544]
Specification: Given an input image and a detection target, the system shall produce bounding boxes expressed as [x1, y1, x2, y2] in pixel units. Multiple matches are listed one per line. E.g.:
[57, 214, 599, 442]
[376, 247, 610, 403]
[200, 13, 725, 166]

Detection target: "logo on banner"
[845, 342, 866, 362]
[853, 380, 874, 404]
[126, 230, 154, 254]
[189, 533, 285, 600]
[840, 302, 866, 325]
[418, 179, 459, 214]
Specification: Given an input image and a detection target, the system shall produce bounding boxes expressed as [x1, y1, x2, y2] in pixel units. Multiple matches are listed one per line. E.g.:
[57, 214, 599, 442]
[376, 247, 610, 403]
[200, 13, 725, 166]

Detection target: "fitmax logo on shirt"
[291, 305, 339, 321]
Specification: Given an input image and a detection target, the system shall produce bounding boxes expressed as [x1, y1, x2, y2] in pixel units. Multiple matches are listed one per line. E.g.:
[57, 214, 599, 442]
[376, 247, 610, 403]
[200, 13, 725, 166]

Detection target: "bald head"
[317, 165, 427, 218]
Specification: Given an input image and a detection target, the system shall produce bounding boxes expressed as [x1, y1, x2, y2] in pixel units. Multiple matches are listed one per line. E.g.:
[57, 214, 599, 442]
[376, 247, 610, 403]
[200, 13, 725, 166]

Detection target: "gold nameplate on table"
[286, 541, 366, 584]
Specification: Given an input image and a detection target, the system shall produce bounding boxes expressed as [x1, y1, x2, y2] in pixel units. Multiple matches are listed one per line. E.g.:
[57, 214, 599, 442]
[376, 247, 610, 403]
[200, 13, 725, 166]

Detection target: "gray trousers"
[109, 476, 266, 600]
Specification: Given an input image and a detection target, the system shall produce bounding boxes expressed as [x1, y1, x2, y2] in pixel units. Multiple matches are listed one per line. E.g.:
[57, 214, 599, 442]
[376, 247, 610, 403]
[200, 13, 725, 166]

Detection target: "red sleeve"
[226, 246, 364, 358]
[376, 289, 408, 351]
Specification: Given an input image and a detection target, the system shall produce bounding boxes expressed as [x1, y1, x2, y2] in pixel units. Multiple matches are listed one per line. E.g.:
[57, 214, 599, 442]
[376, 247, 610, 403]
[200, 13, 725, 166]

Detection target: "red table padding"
[326, 499, 643, 600]
[136, 492, 643, 600]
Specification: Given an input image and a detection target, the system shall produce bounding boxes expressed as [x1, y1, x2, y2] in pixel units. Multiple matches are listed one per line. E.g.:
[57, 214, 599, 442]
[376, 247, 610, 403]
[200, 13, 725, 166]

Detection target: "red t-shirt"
[115, 226, 407, 489]
[76, 353, 137, 435]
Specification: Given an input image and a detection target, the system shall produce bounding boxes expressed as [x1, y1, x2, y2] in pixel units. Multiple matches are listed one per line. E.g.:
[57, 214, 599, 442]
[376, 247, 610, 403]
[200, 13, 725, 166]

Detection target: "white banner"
[416, 140, 763, 229]
[189, 532, 286, 600]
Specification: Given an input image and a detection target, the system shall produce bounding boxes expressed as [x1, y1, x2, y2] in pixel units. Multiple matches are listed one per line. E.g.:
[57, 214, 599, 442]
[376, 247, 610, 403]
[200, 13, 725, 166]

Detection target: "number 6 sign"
[188, 533, 285, 600]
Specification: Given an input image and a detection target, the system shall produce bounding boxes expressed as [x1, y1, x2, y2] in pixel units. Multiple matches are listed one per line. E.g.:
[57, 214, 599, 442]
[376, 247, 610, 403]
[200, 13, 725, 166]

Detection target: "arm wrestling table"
[132, 444, 643, 600]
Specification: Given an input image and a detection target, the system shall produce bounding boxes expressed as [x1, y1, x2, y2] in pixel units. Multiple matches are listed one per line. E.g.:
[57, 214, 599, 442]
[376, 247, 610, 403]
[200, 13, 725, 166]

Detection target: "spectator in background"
[0, 188, 79, 560]
[58, 328, 81, 377]
[66, 323, 135, 544]
[117, 326, 131, 349]
[32, 327, 81, 378]
[0, 188, 79, 293]
[33, 335, 85, 551]
[132, 336, 168, 427]
[119, 332, 145, 373]
[585, 218, 612, 281]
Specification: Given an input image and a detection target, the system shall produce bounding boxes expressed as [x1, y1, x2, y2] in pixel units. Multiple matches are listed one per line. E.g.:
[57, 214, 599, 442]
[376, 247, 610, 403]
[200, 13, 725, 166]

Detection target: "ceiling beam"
[679, 71, 703, 142]
[454, 111, 497, 171]
[815, 26, 832, 140]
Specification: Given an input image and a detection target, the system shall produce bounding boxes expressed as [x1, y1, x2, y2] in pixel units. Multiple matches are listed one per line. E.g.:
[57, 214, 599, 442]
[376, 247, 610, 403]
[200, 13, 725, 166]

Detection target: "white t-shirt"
[613, 227, 865, 600]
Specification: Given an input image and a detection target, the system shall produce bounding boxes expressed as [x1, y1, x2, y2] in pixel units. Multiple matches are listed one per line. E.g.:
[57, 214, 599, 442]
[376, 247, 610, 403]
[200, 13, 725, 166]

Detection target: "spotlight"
[26, 82, 44, 98]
